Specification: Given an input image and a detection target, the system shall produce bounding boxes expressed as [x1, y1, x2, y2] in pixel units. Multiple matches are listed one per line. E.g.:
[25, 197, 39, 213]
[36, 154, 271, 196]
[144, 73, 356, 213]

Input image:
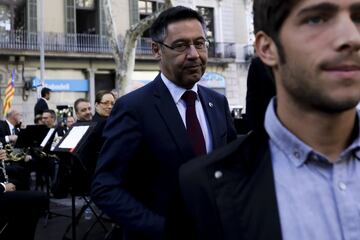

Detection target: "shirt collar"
[264, 98, 312, 167]
[265, 98, 360, 167]
[5, 119, 14, 133]
[161, 73, 199, 104]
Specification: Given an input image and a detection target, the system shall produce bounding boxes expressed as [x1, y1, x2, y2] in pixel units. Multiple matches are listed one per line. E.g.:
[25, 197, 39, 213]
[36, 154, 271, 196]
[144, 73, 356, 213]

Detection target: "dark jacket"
[177, 129, 282, 240]
[34, 98, 49, 116]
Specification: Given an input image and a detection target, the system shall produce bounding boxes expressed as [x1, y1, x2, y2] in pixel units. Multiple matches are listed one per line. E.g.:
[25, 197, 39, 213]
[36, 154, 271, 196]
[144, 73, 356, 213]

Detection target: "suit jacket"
[0, 120, 19, 145]
[0, 120, 11, 145]
[178, 129, 282, 240]
[34, 98, 49, 116]
[91, 74, 237, 240]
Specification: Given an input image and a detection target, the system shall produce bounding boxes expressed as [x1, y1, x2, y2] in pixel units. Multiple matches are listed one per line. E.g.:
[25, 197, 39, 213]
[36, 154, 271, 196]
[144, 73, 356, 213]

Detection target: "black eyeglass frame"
[155, 39, 210, 53]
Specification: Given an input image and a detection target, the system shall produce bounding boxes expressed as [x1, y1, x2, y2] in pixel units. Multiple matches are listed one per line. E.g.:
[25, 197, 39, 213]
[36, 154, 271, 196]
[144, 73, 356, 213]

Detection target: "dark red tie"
[182, 91, 206, 156]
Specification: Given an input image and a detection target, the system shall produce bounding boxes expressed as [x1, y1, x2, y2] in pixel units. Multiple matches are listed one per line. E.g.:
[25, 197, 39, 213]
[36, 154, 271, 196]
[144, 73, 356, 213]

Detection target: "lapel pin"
[209, 102, 214, 108]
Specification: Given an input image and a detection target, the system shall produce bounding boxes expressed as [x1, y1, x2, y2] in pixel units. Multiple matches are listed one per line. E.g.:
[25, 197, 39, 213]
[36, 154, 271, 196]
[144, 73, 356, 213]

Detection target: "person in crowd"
[41, 109, 56, 128]
[34, 87, 51, 117]
[73, 90, 116, 196]
[0, 144, 48, 240]
[111, 88, 119, 100]
[93, 90, 115, 122]
[0, 108, 22, 145]
[91, 6, 237, 240]
[65, 115, 75, 130]
[34, 114, 43, 125]
[245, 56, 276, 131]
[74, 98, 92, 122]
[176, 0, 360, 239]
[0, 109, 30, 190]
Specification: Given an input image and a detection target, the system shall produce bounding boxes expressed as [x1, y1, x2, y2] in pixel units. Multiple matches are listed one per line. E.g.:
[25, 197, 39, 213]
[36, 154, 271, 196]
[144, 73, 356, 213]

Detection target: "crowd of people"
[2, 1, 360, 240]
[0, 88, 116, 239]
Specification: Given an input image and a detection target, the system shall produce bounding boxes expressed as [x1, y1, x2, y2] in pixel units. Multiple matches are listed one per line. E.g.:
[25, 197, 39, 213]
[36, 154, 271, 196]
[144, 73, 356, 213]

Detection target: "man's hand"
[8, 135, 18, 143]
[0, 149, 6, 161]
[5, 183, 16, 192]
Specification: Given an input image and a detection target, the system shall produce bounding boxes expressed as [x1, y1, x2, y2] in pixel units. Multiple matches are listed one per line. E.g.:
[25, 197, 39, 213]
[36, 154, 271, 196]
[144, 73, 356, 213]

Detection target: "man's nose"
[334, 16, 360, 52]
[186, 44, 200, 58]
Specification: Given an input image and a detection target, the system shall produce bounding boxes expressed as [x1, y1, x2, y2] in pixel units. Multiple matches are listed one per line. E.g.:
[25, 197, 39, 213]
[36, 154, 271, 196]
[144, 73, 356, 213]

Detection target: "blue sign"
[200, 72, 226, 88]
[32, 78, 89, 92]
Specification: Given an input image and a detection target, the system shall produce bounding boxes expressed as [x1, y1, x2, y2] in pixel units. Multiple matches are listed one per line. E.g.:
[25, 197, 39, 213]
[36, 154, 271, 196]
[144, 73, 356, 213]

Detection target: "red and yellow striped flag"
[3, 68, 15, 116]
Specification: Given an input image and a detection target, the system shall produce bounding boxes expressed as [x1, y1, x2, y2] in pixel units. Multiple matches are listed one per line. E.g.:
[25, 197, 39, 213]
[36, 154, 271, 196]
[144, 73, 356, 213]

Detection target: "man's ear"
[255, 31, 279, 67]
[152, 42, 161, 60]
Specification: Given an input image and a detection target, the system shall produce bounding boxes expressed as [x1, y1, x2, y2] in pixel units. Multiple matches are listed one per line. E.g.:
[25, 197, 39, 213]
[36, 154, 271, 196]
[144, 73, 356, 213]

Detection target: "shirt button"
[338, 182, 347, 191]
[293, 150, 301, 159]
[214, 171, 223, 179]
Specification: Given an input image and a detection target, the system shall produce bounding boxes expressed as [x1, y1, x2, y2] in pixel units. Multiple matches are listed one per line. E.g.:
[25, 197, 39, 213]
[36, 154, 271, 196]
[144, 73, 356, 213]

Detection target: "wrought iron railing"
[0, 30, 237, 58]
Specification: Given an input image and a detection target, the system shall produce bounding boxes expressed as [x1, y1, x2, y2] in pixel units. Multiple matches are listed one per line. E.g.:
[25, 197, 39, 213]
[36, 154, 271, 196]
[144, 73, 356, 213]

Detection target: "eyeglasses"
[99, 101, 114, 106]
[155, 39, 210, 53]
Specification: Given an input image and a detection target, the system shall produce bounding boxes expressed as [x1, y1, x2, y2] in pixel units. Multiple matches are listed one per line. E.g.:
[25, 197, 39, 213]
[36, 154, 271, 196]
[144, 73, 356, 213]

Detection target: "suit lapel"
[153, 75, 196, 162]
[198, 87, 224, 149]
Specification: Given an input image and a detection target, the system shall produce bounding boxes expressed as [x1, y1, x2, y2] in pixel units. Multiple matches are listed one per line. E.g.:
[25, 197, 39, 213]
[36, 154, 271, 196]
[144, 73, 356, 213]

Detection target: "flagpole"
[38, 0, 45, 98]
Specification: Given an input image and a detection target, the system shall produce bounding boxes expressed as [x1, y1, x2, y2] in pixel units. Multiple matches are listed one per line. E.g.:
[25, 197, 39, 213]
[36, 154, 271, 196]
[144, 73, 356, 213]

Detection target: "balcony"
[0, 30, 237, 59]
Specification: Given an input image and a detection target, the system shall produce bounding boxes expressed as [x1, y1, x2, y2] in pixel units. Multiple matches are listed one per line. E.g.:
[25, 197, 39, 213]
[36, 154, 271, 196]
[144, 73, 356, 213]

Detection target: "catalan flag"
[3, 68, 15, 116]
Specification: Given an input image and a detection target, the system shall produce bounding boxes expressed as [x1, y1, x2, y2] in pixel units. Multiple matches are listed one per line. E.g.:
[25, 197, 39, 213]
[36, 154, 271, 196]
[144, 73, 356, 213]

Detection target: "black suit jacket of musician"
[0, 120, 13, 145]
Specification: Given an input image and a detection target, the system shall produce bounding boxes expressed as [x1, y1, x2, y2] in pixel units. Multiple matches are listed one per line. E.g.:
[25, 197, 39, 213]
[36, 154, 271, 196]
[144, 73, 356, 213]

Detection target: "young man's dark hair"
[74, 98, 89, 113]
[41, 87, 51, 98]
[253, 0, 298, 62]
[149, 5, 206, 42]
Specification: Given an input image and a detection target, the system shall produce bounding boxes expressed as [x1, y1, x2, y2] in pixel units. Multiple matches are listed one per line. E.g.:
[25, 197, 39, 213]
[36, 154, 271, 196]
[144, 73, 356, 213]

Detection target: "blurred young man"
[177, 0, 360, 239]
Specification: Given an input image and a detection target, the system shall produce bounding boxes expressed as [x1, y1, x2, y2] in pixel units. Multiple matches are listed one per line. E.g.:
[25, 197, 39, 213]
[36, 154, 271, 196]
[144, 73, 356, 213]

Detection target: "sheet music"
[58, 126, 89, 149]
[40, 128, 55, 147]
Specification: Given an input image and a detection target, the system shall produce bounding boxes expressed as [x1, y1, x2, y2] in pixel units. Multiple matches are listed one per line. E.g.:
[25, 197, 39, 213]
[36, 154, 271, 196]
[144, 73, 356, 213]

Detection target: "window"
[0, 5, 11, 31]
[138, 0, 163, 37]
[138, 0, 163, 18]
[76, 0, 95, 9]
[197, 6, 215, 56]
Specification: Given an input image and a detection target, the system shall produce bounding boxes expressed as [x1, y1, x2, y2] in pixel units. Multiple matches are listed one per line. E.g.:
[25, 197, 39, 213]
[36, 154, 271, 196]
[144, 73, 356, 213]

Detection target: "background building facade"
[0, 0, 253, 124]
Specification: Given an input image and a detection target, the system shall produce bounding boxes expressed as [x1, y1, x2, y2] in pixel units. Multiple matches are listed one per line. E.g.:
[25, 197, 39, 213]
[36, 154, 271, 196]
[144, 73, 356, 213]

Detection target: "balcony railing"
[0, 30, 236, 59]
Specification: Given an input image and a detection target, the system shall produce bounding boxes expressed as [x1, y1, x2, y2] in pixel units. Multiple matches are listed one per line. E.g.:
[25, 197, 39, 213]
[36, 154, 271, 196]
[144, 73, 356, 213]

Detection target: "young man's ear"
[255, 31, 279, 68]
[152, 42, 161, 60]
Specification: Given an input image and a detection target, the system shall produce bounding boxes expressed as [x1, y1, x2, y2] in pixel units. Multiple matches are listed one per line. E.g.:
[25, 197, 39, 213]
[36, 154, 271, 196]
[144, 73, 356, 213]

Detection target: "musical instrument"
[0, 143, 9, 183]
[4, 144, 27, 162]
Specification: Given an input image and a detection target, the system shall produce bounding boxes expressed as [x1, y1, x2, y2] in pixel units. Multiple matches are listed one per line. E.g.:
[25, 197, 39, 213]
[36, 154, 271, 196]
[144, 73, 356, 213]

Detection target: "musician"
[0, 109, 22, 145]
[0, 148, 48, 240]
[0, 109, 31, 190]
[74, 98, 92, 122]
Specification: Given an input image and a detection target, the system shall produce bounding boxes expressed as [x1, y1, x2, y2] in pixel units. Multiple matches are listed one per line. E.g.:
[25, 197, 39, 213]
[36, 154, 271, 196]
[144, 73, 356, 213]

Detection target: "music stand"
[14, 125, 49, 148]
[53, 122, 98, 240]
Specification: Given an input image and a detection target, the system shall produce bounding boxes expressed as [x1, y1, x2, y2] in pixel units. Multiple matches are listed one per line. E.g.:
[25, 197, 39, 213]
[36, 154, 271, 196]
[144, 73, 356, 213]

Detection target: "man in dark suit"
[177, 0, 360, 239]
[91, 6, 236, 240]
[34, 87, 51, 117]
[0, 109, 22, 145]
[0, 109, 29, 190]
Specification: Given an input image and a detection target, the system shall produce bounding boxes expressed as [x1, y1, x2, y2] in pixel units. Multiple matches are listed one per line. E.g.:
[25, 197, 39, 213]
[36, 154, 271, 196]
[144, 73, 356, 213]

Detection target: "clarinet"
[0, 142, 8, 184]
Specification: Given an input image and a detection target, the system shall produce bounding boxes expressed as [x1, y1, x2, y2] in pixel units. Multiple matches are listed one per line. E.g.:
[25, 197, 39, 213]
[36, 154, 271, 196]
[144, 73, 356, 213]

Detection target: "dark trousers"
[0, 191, 48, 240]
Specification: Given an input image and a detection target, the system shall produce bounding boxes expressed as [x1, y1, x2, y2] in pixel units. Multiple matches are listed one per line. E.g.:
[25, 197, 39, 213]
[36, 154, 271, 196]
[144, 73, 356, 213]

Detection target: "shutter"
[65, 0, 76, 34]
[129, 0, 139, 25]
